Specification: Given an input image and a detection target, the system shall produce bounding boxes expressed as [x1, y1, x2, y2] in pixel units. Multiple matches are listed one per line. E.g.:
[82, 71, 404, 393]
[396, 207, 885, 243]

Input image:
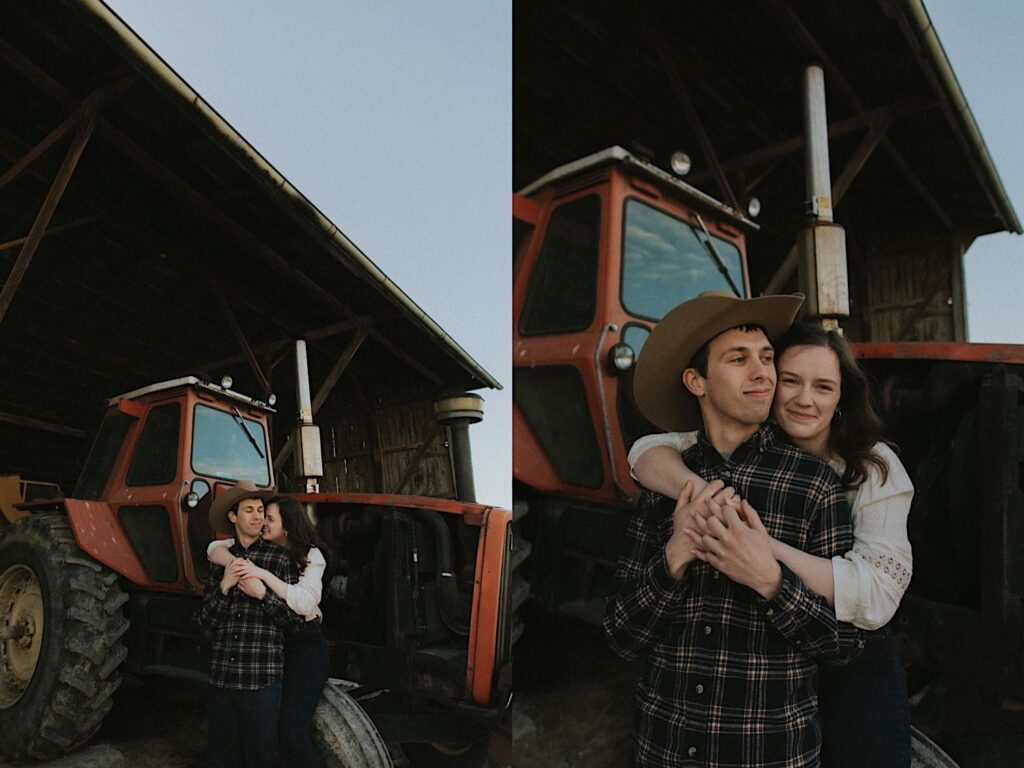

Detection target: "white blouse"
[628, 432, 914, 630]
[207, 539, 325, 621]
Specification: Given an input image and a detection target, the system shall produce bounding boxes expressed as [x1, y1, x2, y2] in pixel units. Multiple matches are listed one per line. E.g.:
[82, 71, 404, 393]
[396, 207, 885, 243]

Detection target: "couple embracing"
[605, 291, 913, 768]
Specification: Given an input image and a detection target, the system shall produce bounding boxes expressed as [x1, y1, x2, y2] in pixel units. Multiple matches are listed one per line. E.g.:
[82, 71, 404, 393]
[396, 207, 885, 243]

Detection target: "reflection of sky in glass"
[622, 199, 744, 321]
[192, 405, 270, 485]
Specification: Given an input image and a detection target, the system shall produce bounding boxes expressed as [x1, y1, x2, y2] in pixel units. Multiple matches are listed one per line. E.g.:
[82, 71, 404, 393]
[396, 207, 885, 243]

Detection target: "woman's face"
[772, 344, 841, 458]
[262, 502, 285, 543]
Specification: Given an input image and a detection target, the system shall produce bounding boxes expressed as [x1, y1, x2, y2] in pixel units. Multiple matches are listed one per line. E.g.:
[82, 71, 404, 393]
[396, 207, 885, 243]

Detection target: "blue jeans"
[208, 680, 283, 768]
[280, 621, 330, 767]
[819, 624, 910, 768]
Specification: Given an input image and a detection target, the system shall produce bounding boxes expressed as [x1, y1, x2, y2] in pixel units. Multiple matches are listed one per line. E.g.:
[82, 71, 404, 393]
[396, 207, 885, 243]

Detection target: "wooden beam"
[311, 320, 371, 414]
[392, 426, 442, 495]
[186, 313, 386, 375]
[0, 75, 135, 194]
[0, 410, 87, 439]
[690, 101, 928, 185]
[0, 100, 98, 326]
[655, 44, 741, 213]
[208, 280, 271, 396]
[0, 215, 102, 252]
[831, 118, 889, 203]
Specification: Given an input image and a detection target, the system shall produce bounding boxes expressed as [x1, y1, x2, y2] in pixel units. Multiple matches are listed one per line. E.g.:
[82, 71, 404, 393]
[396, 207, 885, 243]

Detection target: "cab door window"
[125, 403, 181, 486]
[519, 195, 601, 335]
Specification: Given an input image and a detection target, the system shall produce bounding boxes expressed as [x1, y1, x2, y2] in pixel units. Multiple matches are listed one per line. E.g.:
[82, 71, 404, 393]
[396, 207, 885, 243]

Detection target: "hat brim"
[208, 482, 276, 538]
[633, 293, 804, 432]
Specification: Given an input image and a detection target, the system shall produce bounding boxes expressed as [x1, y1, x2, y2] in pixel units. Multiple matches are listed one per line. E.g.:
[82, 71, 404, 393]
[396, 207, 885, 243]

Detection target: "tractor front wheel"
[0, 513, 128, 761]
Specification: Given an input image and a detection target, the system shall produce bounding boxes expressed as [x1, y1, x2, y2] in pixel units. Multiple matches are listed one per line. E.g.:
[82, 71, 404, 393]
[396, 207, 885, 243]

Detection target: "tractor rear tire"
[0, 513, 128, 761]
[313, 681, 394, 767]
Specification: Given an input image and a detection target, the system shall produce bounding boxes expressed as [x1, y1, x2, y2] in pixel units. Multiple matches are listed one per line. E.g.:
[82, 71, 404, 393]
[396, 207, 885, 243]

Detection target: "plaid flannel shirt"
[199, 538, 306, 690]
[605, 422, 861, 768]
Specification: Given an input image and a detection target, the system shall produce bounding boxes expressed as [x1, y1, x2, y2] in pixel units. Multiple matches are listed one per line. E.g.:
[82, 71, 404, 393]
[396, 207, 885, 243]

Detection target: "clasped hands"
[664, 479, 782, 599]
[218, 557, 269, 599]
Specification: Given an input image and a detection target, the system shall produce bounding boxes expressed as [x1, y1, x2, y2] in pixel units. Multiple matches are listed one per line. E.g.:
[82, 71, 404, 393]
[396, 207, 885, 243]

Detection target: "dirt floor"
[0, 678, 511, 768]
[513, 604, 1024, 768]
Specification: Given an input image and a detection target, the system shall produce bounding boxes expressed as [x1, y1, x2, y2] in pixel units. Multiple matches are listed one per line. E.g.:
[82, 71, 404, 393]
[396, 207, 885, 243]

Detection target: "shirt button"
[229, 656, 235, 662]
[712, 571, 720, 579]
[233, 634, 239, 640]
[766, 608, 774, 617]
[695, 684, 704, 694]
[688, 747, 698, 757]
[703, 625, 712, 635]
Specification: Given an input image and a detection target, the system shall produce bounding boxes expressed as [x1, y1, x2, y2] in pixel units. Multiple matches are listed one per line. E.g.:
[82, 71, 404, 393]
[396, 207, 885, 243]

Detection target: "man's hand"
[237, 576, 267, 599]
[665, 479, 733, 579]
[219, 558, 246, 595]
[686, 498, 782, 599]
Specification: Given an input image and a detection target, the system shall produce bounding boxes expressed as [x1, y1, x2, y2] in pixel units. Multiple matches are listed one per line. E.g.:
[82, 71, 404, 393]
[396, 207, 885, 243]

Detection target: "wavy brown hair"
[773, 319, 890, 491]
[266, 495, 328, 574]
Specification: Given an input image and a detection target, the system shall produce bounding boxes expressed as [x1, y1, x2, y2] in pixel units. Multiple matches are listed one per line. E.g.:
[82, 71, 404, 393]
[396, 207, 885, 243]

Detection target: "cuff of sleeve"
[260, 590, 285, 611]
[756, 562, 802, 630]
[646, 549, 688, 602]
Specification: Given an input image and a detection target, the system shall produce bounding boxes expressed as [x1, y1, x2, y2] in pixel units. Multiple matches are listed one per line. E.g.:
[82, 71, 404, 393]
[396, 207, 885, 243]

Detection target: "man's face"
[227, 497, 265, 540]
[687, 327, 776, 428]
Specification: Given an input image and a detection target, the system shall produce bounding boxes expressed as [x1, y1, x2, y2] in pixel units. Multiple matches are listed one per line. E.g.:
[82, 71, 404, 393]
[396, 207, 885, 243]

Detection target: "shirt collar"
[695, 421, 777, 465]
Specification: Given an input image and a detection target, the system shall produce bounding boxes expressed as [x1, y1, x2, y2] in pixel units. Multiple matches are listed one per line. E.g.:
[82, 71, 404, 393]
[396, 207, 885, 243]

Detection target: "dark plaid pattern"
[605, 422, 862, 768]
[200, 538, 306, 690]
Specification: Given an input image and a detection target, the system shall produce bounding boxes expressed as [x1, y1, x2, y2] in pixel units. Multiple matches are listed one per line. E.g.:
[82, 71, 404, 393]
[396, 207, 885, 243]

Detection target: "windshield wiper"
[693, 213, 741, 297]
[230, 406, 265, 459]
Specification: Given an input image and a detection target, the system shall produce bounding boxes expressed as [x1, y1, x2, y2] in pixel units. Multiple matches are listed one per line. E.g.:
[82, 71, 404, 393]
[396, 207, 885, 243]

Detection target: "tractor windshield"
[621, 197, 745, 321]
[191, 404, 270, 485]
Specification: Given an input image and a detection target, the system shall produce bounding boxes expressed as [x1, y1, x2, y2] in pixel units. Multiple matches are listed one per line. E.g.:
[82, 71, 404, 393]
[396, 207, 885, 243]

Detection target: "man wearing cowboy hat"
[199, 480, 305, 768]
[604, 291, 860, 768]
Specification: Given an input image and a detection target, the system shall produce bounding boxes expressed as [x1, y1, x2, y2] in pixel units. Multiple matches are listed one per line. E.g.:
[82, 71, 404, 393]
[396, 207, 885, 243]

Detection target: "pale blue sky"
[926, 0, 1024, 341]
[103, 1, 512, 507]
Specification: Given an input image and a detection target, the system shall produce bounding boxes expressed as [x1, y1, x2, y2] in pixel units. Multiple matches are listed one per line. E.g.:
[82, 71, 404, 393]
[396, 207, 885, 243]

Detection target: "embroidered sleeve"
[832, 444, 914, 629]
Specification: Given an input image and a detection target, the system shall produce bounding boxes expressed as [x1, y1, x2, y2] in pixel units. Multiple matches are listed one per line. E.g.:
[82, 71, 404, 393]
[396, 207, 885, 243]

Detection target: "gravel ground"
[0, 677, 511, 768]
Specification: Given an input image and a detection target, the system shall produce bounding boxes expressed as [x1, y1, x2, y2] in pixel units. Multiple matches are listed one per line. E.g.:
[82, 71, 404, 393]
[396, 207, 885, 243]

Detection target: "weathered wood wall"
[316, 374, 456, 498]
[844, 224, 967, 342]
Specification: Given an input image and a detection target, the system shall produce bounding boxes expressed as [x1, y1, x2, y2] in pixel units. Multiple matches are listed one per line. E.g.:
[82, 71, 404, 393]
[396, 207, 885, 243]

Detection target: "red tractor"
[0, 370, 512, 765]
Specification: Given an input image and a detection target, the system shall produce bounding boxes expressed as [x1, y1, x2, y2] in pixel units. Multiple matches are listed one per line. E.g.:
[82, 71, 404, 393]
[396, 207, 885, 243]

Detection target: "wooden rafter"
[0, 98, 98, 326]
[690, 101, 929, 186]
[209, 280, 271, 396]
[392, 426, 442, 494]
[0, 410, 86, 438]
[186, 313, 389, 375]
[0, 214, 101, 252]
[654, 44, 741, 213]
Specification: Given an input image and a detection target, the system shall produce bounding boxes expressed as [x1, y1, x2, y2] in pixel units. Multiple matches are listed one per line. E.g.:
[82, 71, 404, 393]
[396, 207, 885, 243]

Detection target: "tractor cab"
[66, 376, 276, 593]
[513, 146, 757, 509]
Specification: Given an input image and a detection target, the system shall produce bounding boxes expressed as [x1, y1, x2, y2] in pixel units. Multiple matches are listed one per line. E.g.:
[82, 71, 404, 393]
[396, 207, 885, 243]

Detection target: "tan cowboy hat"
[633, 291, 805, 432]
[208, 480, 275, 538]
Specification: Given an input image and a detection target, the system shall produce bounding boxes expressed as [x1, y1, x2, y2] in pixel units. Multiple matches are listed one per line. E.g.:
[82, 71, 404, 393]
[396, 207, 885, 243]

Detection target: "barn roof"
[0, 0, 499, 484]
[515, 0, 1021, 264]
